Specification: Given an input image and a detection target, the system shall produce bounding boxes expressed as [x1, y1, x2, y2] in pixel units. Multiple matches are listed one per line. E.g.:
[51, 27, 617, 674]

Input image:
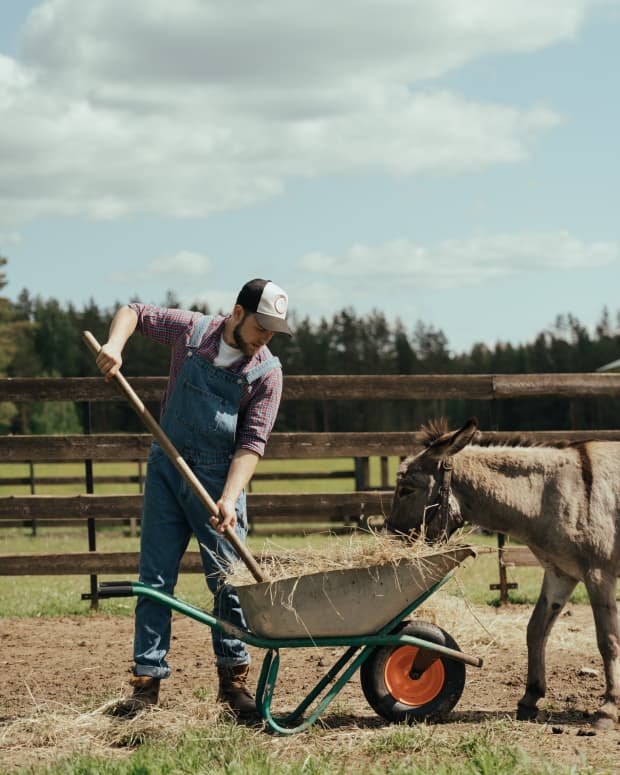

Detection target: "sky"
[1, 0, 619, 355]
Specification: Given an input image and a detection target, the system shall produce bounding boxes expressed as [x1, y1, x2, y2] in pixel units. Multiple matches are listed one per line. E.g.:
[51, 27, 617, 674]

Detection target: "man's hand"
[96, 343, 124, 382]
[95, 306, 138, 381]
[211, 496, 237, 533]
[211, 450, 259, 534]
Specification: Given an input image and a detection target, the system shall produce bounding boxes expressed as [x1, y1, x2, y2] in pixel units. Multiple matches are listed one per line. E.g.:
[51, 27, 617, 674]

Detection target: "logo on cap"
[273, 294, 287, 316]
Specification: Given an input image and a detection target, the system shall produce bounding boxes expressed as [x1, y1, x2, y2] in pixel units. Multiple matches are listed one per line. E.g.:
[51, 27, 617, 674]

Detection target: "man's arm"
[210, 365, 282, 532]
[210, 449, 260, 533]
[96, 305, 138, 381]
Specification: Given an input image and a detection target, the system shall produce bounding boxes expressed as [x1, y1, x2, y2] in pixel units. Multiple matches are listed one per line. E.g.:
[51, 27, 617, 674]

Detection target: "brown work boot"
[217, 664, 258, 720]
[107, 675, 161, 718]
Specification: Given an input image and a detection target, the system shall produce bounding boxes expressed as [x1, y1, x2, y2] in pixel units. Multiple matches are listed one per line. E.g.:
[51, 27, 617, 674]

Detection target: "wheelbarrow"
[97, 545, 482, 734]
[83, 330, 482, 733]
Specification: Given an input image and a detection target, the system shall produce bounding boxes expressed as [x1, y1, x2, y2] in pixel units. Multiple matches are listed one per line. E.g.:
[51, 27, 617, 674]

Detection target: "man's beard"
[233, 317, 254, 357]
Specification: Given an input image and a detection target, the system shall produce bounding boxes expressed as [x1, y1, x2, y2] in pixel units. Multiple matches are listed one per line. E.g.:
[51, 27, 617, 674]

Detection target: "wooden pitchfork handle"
[82, 330, 266, 583]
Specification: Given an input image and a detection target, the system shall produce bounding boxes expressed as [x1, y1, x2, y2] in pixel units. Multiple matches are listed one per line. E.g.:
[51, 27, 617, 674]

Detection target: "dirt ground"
[2, 601, 620, 773]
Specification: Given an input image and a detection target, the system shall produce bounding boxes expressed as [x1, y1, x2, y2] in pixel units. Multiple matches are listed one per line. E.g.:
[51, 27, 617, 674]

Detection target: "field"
[2, 461, 620, 773]
[0, 456, 394, 497]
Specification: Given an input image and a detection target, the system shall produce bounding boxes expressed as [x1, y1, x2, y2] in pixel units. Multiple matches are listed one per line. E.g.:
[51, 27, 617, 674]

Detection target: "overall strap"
[188, 315, 214, 350]
[245, 356, 281, 384]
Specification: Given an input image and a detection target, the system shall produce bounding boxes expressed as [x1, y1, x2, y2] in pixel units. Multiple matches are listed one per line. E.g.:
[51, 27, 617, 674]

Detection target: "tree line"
[2, 256, 620, 435]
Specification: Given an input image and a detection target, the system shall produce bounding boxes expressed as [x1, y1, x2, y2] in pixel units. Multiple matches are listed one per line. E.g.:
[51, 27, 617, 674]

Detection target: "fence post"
[82, 401, 98, 610]
[489, 533, 518, 604]
[354, 457, 370, 491]
[380, 456, 389, 489]
[129, 460, 143, 537]
[28, 461, 37, 536]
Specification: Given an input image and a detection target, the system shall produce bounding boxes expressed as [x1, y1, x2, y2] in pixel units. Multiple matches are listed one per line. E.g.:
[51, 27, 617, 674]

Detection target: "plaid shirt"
[128, 303, 283, 457]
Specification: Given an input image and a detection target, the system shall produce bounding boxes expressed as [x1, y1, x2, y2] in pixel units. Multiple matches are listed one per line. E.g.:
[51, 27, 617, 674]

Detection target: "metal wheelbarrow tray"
[98, 544, 482, 734]
[236, 545, 474, 638]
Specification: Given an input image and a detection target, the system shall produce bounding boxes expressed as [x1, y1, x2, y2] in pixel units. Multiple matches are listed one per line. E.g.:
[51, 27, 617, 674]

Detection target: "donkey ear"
[428, 416, 478, 458]
[447, 416, 478, 454]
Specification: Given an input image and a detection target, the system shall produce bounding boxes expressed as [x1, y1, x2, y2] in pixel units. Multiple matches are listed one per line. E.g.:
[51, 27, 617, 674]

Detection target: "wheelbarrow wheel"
[360, 620, 466, 724]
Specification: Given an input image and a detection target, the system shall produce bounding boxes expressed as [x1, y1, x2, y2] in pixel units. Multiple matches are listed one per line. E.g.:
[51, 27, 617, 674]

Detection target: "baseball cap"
[236, 278, 293, 335]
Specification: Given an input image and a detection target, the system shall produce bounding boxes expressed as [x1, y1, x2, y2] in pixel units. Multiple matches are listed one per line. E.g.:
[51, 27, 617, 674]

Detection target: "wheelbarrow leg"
[255, 645, 375, 735]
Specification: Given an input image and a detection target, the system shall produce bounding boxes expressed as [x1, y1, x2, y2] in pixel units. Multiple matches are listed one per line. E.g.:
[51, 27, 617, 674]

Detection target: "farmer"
[96, 278, 292, 718]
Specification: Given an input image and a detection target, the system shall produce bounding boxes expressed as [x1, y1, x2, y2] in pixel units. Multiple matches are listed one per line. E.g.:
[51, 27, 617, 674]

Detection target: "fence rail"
[4, 429, 620, 463]
[0, 492, 390, 522]
[3, 372, 620, 402]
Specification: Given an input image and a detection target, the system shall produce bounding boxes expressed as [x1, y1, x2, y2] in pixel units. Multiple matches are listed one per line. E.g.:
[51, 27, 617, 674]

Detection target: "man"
[96, 278, 292, 718]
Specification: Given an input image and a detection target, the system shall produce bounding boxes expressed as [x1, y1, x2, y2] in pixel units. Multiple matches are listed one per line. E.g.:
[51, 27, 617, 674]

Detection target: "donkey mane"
[419, 417, 588, 451]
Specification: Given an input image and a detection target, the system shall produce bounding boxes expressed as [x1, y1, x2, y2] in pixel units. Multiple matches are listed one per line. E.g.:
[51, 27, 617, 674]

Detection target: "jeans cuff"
[215, 656, 251, 668]
[133, 665, 171, 679]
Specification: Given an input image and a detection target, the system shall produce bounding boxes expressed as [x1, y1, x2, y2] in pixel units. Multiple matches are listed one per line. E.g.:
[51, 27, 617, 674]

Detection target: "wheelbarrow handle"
[82, 329, 266, 583]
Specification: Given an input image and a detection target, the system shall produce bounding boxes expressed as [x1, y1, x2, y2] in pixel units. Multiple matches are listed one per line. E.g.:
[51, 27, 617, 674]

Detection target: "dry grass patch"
[1, 694, 227, 771]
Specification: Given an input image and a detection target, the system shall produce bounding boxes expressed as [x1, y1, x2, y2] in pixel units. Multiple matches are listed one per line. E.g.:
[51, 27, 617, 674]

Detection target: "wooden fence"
[2, 373, 620, 604]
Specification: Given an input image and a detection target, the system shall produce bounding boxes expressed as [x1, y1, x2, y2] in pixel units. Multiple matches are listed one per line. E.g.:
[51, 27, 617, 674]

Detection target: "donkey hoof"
[516, 704, 538, 721]
[592, 714, 615, 731]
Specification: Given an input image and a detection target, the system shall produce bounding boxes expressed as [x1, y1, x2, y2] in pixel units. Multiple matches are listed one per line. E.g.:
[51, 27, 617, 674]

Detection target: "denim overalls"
[133, 316, 280, 677]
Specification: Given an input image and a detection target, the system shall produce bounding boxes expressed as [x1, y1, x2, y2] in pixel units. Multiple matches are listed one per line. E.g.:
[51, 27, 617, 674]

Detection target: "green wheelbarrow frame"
[98, 564, 482, 735]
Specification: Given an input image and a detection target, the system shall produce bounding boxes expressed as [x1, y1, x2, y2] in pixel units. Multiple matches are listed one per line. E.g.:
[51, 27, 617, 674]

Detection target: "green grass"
[363, 721, 602, 774]
[0, 461, 147, 496]
[0, 456, 401, 496]
[8, 718, 608, 775]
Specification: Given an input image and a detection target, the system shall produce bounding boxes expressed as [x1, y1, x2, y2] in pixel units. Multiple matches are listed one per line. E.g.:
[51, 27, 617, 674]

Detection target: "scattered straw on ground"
[0, 695, 225, 769]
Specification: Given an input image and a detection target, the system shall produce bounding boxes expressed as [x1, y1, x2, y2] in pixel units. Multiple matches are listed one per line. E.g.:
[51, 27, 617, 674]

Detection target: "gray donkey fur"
[387, 417, 620, 729]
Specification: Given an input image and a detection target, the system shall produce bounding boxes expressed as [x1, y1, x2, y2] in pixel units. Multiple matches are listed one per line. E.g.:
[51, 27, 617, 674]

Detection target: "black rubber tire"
[360, 620, 466, 724]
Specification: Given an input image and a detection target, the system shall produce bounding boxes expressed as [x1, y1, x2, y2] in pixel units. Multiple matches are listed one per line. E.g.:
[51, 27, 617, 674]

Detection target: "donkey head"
[386, 417, 478, 542]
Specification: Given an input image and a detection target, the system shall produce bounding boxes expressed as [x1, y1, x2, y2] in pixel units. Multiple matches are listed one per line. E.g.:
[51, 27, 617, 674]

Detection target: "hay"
[0, 694, 226, 769]
[225, 529, 474, 587]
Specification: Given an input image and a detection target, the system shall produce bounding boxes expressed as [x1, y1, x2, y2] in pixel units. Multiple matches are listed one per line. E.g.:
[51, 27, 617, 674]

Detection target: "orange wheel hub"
[384, 646, 445, 706]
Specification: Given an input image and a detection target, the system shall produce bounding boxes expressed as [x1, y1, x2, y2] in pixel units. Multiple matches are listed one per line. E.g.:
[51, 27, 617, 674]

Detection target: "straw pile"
[0, 697, 225, 771]
[225, 529, 473, 587]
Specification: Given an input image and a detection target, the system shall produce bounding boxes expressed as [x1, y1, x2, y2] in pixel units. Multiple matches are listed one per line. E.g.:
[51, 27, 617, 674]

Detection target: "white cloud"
[286, 280, 346, 317]
[113, 250, 212, 282]
[149, 251, 212, 277]
[298, 232, 619, 289]
[19, 0, 593, 88]
[0, 0, 603, 223]
[0, 230, 22, 248]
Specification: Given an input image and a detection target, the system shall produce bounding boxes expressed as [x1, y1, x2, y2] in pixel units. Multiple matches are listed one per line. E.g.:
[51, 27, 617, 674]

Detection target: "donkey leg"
[517, 568, 577, 721]
[583, 571, 620, 730]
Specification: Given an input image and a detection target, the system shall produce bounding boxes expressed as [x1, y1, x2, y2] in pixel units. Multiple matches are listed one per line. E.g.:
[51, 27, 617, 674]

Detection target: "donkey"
[386, 417, 620, 729]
